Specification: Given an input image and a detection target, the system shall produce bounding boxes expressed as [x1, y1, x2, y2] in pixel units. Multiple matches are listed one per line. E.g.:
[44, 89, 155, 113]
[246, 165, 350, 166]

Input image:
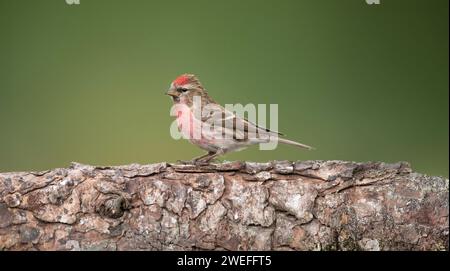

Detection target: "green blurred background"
[0, 0, 448, 177]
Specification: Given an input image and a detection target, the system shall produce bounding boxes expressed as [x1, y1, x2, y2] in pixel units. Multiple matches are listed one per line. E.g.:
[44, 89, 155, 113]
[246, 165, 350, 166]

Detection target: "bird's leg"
[177, 152, 214, 165]
[195, 149, 225, 165]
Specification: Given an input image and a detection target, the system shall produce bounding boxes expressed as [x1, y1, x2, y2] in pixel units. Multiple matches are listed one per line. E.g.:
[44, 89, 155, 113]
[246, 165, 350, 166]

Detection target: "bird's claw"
[193, 160, 211, 166]
[176, 159, 195, 165]
[176, 159, 211, 166]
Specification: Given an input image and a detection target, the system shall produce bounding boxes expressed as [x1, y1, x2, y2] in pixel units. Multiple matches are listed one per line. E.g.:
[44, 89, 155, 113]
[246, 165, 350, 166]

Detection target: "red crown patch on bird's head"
[173, 74, 194, 87]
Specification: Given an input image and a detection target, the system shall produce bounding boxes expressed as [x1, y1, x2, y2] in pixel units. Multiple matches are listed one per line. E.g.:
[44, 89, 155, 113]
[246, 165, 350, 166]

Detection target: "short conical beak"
[166, 89, 178, 97]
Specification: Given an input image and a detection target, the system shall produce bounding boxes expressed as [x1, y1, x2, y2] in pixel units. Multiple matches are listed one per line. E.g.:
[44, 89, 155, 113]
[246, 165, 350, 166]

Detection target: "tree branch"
[0, 160, 448, 251]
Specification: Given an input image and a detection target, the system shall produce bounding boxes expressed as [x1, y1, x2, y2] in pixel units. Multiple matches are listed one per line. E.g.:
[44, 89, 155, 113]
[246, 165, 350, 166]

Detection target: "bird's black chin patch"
[172, 96, 180, 103]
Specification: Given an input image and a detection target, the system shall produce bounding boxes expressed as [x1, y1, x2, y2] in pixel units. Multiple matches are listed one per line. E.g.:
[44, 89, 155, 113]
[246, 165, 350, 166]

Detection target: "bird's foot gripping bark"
[176, 159, 217, 166]
[176, 151, 220, 166]
[176, 159, 196, 165]
[194, 160, 212, 166]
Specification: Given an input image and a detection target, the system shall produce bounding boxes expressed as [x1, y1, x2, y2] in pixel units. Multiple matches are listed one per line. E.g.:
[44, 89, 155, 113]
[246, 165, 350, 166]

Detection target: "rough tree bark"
[0, 160, 448, 251]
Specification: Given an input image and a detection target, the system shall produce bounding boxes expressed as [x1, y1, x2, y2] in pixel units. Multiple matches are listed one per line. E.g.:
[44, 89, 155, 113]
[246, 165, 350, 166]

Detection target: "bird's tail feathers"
[278, 138, 315, 150]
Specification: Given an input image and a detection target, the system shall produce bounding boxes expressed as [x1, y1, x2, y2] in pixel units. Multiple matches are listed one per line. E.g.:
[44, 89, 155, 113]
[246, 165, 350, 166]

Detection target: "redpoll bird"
[166, 74, 313, 164]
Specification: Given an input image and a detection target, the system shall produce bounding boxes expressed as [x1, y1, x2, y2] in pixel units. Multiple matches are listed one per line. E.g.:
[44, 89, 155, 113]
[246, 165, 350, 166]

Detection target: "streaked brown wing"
[200, 104, 282, 141]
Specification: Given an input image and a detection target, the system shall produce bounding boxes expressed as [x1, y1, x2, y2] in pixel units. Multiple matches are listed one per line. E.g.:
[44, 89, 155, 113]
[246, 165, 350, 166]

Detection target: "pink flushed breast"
[176, 109, 199, 139]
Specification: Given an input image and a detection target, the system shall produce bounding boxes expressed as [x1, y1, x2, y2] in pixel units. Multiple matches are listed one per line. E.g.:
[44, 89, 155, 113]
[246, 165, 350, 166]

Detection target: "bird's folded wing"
[200, 104, 282, 141]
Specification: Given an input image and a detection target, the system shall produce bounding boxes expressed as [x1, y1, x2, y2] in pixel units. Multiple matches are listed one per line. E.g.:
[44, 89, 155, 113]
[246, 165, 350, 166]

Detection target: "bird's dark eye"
[177, 88, 188, 93]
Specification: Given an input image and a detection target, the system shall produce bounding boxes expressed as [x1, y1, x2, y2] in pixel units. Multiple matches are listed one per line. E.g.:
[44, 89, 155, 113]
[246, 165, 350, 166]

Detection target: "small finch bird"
[166, 74, 313, 164]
